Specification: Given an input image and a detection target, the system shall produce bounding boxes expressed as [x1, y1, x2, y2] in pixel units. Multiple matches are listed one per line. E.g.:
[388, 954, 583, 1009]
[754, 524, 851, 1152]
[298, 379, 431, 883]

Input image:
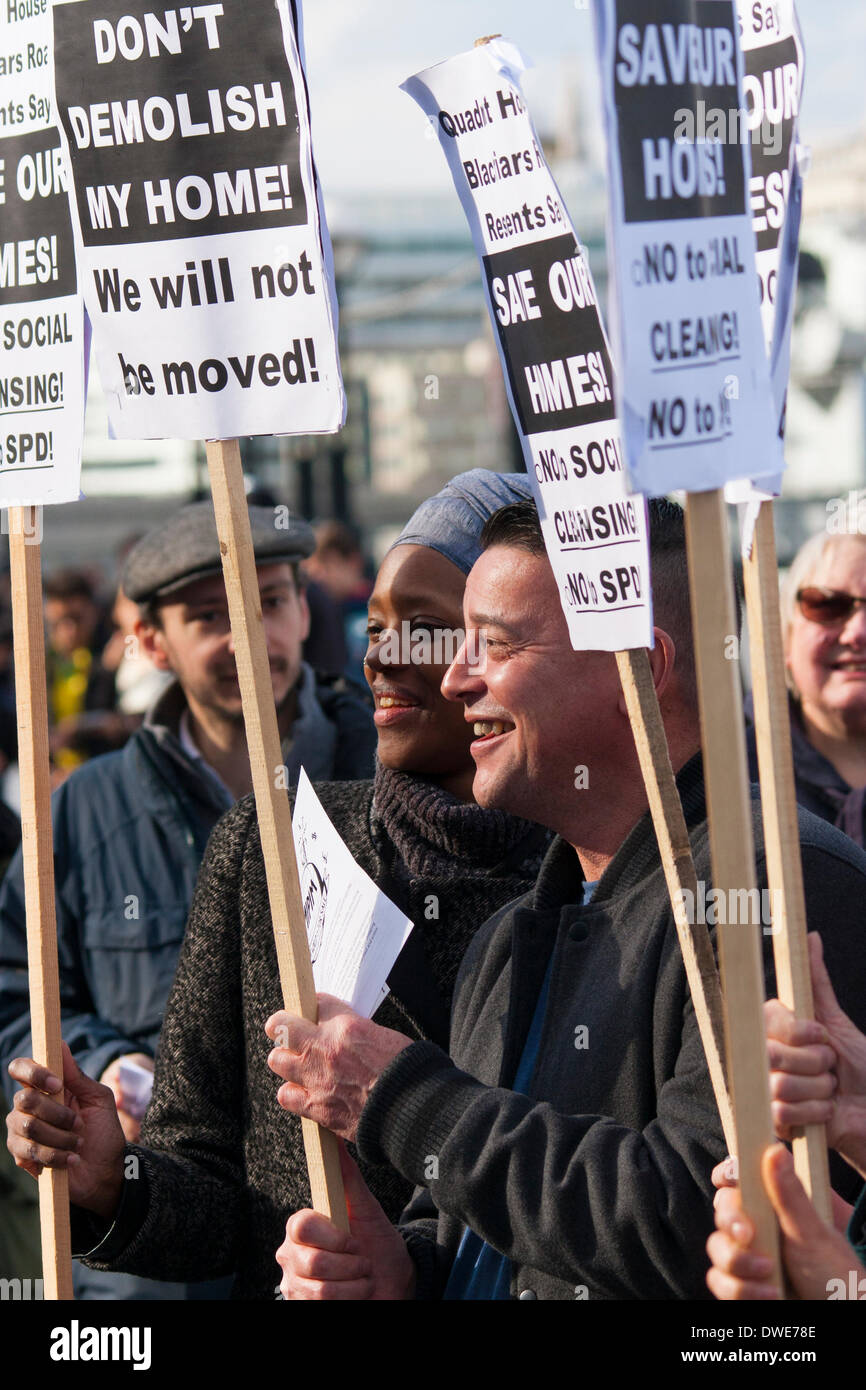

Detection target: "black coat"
[357, 754, 866, 1300]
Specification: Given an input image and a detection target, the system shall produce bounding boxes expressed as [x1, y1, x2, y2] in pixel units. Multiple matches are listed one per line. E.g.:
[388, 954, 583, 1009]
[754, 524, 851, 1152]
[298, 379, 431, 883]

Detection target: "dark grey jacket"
[356, 754, 866, 1300]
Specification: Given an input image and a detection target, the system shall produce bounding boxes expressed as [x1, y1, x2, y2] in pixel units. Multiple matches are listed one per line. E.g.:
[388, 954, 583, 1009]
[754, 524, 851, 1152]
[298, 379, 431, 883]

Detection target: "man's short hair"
[481, 496, 697, 700]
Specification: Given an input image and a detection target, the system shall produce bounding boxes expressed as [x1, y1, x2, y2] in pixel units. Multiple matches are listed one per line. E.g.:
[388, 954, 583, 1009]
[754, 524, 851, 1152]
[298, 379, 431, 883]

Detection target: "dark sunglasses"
[796, 587, 866, 625]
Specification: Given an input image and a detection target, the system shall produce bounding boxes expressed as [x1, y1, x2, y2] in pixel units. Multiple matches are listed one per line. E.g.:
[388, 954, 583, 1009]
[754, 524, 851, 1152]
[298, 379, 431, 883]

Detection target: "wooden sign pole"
[206, 439, 348, 1230]
[8, 505, 73, 1299]
[684, 488, 783, 1288]
[742, 500, 832, 1221]
[616, 649, 735, 1152]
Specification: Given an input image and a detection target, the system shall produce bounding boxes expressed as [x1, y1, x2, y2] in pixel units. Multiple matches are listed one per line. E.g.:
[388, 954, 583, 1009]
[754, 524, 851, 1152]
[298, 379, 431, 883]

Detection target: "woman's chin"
[377, 738, 472, 783]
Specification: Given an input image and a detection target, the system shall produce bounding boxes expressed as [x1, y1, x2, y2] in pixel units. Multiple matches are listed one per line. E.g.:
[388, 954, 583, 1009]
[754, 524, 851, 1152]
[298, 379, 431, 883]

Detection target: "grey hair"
[781, 530, 866, 651]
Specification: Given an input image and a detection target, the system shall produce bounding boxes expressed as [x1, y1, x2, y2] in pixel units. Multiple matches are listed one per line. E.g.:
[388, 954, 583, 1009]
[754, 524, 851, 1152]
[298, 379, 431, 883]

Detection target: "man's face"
[141, 563, 309, 723]
[442, 545, 620, 828]
[45, 595, 99, 656]
[787, 537, 866, 737]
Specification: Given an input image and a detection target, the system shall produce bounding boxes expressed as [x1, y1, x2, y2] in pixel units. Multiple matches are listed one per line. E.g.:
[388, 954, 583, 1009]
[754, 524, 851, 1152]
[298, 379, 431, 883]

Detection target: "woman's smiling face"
[787, 536, 866, 739]
[364, 544, 477, 797]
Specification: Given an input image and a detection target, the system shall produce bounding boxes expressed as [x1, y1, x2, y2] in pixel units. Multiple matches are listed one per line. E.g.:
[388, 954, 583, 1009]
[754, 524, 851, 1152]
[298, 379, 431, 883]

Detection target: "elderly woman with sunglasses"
[747, 527, 866, 849]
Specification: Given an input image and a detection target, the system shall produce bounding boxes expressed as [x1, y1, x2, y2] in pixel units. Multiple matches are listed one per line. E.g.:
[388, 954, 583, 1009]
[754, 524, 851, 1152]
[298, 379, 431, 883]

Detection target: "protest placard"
[0, 0, 84, 504]
[594, 0, 778, 495]
[50, 0, 350, 1226]
[594, 0, 785, 1281]
[404, 39, 735, 1144]
[403, 39, 653, 654]
[0, 0, 87, 1301]
[740, 0, 803, 358]
[727, 0, 804, 505]
[52, 0, 345, 439]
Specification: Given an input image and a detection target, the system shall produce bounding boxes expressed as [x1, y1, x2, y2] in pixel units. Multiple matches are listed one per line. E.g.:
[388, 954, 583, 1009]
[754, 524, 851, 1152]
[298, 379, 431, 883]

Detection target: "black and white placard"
[403, 40, 652, 653]
[727, 0, 804, 505]
[0, 0, 85, 504]
[52, 0, 344, 440]
[593, 0, 778, 495]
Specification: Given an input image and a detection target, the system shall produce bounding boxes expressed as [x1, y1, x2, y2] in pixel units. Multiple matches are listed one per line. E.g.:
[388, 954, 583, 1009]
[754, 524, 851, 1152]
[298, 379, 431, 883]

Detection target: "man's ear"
[647, 628, 677, 701]
[135, 615, 173, 672]
[616, 627, 676, 717]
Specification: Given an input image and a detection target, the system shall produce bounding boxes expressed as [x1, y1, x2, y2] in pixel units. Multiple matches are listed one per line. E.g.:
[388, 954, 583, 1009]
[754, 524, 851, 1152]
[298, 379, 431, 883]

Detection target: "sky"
[297, 0, 866, 201]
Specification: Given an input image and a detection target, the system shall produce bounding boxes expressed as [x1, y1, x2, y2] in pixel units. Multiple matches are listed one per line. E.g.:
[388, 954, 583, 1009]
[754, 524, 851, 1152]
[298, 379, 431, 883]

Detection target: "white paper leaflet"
[726, 0, 804, 512]
[593, 0, 778, 495]
[0, 0, 85, 505]
[403, 40, 653, 653]
[51, 0, 344, 440]
[291, 770, 413, 1020]
[116, 1057, 154, 1120]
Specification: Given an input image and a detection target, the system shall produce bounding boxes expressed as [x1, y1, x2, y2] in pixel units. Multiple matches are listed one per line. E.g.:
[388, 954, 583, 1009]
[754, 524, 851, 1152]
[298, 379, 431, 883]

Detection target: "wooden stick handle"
[616, 648, 735, 1153]
[8, 505, 73, 1300]
[742, 501, 832, 1221]
[684, 489, 783, 1289]
[205, 441, 347, 1229]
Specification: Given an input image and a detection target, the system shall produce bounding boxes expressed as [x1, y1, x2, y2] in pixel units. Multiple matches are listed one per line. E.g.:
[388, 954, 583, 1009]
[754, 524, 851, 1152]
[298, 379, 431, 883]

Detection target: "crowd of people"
[2, 472, 866, 1304]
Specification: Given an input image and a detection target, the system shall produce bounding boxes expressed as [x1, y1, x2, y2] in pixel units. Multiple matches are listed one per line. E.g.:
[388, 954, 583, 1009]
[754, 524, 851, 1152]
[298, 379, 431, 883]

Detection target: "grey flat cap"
[122, 500, 316, 603]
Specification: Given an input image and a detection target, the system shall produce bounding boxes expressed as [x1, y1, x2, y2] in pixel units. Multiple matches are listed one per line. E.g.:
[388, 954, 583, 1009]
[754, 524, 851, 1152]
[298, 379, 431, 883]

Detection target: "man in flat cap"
[0, 500, 375, 1300]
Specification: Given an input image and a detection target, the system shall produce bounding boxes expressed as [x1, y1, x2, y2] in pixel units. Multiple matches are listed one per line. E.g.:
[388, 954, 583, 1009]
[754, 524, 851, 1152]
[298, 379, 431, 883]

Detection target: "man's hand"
[276, 1143, 415, 1300]
[766, 933, 866, 1178]
[706, 1143, 865, 1301]
[265, 994, 412, 1143]
[99, 1053, 154, 1143]
[6, 1042, 126, 1220]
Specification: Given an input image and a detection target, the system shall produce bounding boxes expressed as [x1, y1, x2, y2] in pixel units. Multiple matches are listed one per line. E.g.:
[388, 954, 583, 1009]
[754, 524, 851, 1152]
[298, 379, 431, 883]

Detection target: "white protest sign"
[51, 0, 344, 440]
[593, 0, 778, 495]
[0, 0, 85, 505]
[741, 1, 803, 354]
[292, 770, 413, 1021]
[727, 0, 804, 507]
[403, 41, 652, 653]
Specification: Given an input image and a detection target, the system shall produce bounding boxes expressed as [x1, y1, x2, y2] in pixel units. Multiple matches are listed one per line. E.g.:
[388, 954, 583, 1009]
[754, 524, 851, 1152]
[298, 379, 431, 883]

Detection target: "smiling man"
[0, 499, 375, 1300]
[267, 495, 866, 1301]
